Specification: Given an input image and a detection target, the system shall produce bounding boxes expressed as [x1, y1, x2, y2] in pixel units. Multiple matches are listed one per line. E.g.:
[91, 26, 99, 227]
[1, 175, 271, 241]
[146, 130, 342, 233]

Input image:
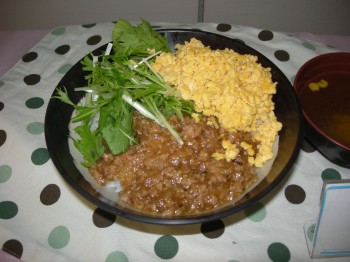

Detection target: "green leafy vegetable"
[73, 121, 105, 168]
[55, 19, 195, 167]
[112, 19, 170, 56]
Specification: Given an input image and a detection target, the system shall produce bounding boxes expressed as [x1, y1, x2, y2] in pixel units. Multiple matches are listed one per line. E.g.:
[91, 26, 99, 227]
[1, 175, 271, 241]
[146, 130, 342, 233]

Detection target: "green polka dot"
[48, 225, 70, 249]
[0, 165, 12, 183]
[82, 23, 96, 28]
[0, 201, 18, 219]
[25, 97, 44, 109]
[58, 64, 73, 74]
[51, 27, 66, 36]
[105, 251, 129, 262]
[0, 80, 4, 88]
[245, 202, 266, 222]
[267, 242, 291, 262]
[307, 223, 316, 242]
[302, 41, 316, 50]
[321, 168, 341, 181]
[154, 235, 179, 259]
[31, 148, 50, 165]
[26, 122, 44, 134]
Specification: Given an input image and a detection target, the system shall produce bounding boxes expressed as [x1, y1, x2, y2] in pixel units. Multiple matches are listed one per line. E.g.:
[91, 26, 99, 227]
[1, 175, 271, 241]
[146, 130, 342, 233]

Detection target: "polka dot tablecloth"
[0, 21, 349, 262]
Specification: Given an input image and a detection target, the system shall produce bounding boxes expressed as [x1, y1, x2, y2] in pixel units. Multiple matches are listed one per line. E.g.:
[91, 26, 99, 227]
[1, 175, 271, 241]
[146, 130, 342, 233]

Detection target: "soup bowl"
[294, 52, 350, 168]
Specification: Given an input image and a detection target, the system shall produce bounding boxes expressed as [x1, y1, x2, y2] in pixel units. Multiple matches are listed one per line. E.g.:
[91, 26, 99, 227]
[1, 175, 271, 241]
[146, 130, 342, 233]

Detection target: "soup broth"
[299, 72, 350, 147]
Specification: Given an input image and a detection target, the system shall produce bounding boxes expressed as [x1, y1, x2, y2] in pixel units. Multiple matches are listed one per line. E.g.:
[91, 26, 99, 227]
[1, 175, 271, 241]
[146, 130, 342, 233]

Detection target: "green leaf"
[101, 124, 130, 155]
[73, 121, 105, 168]
[97, 92, 134, 155]
[53, 87, 77, 108]
[112, 19, 170, 56]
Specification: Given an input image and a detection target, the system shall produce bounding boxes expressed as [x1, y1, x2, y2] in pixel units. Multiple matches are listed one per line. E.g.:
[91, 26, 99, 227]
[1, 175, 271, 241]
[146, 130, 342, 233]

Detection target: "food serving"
[55, 19, 282, 216]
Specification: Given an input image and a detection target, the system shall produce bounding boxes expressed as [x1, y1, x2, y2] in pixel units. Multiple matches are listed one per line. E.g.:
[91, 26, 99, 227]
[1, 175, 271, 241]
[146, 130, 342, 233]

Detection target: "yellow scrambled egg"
[152, 38, 282, 167]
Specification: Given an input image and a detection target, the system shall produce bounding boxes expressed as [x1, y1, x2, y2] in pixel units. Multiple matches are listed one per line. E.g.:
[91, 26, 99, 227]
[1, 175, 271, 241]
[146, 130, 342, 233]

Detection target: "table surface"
[1, 21, 350, 262]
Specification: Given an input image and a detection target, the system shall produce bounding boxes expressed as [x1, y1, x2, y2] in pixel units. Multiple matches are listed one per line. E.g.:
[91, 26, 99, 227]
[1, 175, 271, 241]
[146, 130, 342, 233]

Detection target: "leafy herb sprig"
[55, 19, 195, 167]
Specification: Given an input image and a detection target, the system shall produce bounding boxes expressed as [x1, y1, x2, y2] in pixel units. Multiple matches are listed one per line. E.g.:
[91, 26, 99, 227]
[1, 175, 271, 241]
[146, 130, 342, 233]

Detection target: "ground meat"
[89, 113, 258, 216]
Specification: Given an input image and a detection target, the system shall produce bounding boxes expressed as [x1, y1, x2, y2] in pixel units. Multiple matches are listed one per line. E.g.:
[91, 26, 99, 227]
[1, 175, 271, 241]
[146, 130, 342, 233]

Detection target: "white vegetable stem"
[105, 43, 113, 56]
[132, 51, 162, 69]
[121, 94, 184, 146]
[121, 94, 163, 126]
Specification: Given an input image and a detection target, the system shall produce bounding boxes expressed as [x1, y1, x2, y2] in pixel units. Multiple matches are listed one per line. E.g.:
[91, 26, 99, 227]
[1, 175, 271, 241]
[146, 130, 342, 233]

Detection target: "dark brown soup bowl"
[294, 52, 350, 168]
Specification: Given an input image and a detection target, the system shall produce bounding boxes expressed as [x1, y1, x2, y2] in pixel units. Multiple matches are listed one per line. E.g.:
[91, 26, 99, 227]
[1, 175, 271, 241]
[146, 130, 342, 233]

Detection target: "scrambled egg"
[152, 38, 282, 167]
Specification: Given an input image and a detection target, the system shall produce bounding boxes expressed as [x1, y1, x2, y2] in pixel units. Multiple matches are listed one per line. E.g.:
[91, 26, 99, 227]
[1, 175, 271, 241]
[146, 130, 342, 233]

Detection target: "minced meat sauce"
[90, 113, 258, 216]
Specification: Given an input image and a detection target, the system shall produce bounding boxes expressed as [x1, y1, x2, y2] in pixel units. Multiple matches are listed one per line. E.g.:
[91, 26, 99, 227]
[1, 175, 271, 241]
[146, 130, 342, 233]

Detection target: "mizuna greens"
[55, 19, 195, 167]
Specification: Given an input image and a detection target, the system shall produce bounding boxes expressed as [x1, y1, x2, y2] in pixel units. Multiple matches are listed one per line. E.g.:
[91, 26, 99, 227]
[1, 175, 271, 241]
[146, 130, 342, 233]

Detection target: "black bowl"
[45, 29, 302, 225]
[294, 52, 350, 168]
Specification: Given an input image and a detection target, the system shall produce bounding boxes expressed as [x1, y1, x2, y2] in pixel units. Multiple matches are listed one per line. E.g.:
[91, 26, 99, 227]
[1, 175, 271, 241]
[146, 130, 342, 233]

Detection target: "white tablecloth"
[1, 21, 349, 262]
